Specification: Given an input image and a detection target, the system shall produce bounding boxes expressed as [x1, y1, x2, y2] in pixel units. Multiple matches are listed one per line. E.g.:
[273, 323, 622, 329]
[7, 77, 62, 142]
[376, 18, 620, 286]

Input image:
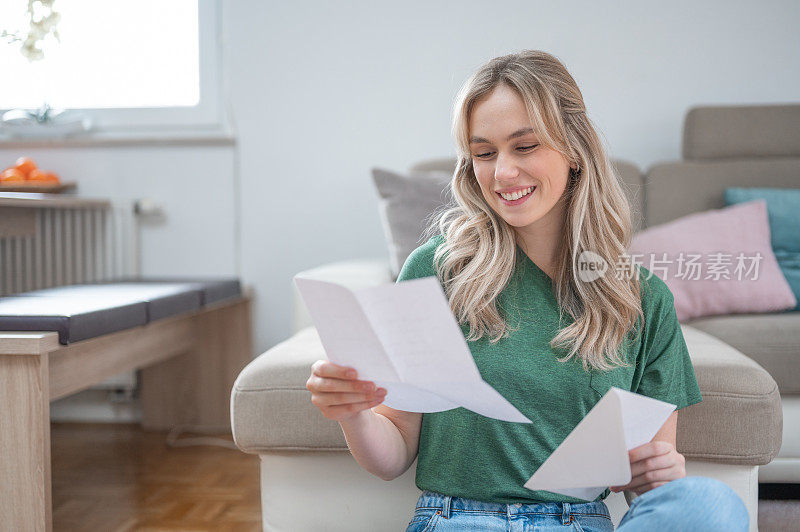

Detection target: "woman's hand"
[609, 440, 686, 496]
[306, 360, 387, 422]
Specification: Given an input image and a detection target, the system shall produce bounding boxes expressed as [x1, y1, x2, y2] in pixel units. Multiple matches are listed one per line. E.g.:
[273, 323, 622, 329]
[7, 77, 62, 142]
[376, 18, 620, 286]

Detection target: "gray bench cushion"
[19, 283, 203, 323]
[687, 311, 800, 394]
[108, 277, 242, 306]
[231, 326, 782, 467]
[0, 295, 147, 344]
[0, 277, 242, 344]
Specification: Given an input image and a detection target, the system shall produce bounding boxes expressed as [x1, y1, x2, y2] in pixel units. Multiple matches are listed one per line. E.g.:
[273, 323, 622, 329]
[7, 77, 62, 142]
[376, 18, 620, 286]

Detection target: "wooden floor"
[49, 421, 800, 531]
[51, 422, 261, 531]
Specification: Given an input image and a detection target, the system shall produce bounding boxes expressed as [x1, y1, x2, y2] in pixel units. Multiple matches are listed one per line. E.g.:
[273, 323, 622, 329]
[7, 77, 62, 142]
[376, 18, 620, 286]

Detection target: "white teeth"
[500, 187, 534, 201]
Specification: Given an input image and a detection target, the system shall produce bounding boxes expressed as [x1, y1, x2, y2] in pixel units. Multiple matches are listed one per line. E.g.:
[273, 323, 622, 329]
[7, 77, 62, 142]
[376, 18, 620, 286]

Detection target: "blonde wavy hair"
[422, 50, 643, 372]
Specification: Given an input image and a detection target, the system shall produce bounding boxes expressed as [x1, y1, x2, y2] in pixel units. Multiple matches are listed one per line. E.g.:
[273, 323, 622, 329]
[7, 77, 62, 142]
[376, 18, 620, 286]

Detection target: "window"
[0, 0, 223, 137]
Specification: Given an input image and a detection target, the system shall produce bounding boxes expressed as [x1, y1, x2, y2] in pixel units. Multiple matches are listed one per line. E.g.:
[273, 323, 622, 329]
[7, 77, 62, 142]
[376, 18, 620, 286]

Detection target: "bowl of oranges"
[0, 157, 75, 193]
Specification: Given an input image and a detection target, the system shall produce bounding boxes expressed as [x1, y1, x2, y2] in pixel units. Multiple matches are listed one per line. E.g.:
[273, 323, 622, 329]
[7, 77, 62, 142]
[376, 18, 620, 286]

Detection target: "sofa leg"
[0, 352, 52, 532]
[686, 460, 759, 532]
[140, 297, 254, 431]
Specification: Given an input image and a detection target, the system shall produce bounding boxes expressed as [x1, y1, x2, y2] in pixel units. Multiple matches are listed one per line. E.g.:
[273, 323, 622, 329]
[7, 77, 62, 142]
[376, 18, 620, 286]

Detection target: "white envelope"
[293, 275, 531, 423]
[524, 387, 676, 501]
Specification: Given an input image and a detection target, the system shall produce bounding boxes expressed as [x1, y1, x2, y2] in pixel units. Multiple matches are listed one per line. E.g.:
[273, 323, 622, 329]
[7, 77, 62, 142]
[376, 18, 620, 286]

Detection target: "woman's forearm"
[338, 408, 413, 481]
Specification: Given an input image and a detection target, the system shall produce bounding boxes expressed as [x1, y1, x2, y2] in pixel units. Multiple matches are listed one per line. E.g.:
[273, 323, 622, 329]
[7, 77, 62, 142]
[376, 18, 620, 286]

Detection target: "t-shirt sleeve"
[635, 273, 703, 411]
[396, 234, 444, 283]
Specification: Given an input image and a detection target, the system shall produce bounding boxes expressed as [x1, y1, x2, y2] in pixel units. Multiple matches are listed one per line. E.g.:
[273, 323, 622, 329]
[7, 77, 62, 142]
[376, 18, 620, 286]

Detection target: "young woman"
[306, 50, 749, 531]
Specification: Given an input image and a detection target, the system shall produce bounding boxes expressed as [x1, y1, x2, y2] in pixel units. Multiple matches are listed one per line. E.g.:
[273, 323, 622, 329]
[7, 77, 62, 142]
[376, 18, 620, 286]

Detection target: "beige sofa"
[231, 104, 798, 531]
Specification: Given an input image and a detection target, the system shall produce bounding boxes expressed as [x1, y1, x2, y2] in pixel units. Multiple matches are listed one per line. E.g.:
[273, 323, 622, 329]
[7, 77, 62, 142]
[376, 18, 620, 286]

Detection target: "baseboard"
[759, 483, 800, 500]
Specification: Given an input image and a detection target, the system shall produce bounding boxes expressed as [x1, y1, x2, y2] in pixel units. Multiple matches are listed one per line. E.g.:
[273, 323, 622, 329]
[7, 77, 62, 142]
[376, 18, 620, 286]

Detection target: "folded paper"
[293, 275, 530, 423]
[524, 387, 676, 500]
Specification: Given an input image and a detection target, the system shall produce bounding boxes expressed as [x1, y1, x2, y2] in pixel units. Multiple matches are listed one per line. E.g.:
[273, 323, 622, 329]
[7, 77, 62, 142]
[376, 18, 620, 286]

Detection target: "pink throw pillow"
[628, 199, 797, 322]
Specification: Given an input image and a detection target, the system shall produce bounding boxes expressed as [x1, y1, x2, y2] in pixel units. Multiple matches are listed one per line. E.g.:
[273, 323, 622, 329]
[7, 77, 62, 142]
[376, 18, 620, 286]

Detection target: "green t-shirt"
[396, 234, 703, 504]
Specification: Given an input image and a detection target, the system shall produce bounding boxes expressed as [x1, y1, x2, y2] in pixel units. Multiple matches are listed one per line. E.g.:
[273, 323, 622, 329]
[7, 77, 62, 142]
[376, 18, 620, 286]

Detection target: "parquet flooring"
[47, 421, 800, 531]
[51, 422, 261, 531]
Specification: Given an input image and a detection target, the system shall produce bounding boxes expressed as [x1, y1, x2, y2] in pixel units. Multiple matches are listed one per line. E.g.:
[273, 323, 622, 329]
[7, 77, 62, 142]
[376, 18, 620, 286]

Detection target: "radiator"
[0, 198, 140, 390]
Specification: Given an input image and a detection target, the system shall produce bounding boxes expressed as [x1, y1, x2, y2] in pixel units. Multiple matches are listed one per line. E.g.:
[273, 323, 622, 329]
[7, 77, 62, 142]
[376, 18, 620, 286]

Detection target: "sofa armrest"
[233, 324, 782, 463]
[232, 327, 345, 453]
[678, 325, 782, 465]
[292, 258, 392, 334]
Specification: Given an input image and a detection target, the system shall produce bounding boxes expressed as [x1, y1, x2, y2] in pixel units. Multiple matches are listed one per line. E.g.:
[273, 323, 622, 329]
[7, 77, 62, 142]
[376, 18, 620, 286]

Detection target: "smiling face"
[468, 83, 574, 237]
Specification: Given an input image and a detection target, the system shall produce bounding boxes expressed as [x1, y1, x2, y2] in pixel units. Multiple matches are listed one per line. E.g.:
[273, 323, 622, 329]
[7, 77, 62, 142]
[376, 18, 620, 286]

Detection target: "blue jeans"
[405, 476, 749, 531]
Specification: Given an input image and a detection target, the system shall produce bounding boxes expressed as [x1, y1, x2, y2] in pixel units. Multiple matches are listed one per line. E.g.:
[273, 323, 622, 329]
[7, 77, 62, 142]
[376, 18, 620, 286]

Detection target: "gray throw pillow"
[371, 167, 452, 279]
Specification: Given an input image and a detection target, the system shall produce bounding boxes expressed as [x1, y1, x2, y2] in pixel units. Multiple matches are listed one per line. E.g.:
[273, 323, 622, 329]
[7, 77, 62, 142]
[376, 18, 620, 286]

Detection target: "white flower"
[1, 0, 60, 62]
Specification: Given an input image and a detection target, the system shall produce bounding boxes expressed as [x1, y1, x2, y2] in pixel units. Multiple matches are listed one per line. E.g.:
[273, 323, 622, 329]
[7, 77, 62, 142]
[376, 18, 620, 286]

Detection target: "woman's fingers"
[628, 452, 676, 479]
[308, 361, 370, 391]
[307, 360, 389, 421]
[307, 374, 377, 394]
[311, 389, 387, 407]
[308, 361, 380, 394]
[618, 464, 683, 494]
[323, 397, 387, 418]
[311, 360, 358, 379]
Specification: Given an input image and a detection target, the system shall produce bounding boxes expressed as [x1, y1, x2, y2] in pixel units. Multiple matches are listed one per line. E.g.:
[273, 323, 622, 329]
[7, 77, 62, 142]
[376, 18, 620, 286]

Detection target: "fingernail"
[346, 370, 356, 378]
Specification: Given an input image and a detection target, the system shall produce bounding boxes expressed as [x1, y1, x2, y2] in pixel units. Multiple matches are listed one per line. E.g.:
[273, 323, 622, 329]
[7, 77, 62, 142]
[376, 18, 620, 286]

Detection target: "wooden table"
[0, 293, 253, 531]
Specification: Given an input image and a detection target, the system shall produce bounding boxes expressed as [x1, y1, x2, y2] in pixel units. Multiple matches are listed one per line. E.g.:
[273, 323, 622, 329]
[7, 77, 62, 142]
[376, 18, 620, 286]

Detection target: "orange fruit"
[28, 169, 60, 183]
[1, 168, 26, 183]
[14, 157, 38, 177]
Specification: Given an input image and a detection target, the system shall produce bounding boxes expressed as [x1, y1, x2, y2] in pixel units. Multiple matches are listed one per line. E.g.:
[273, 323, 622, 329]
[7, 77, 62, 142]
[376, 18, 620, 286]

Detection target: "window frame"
[0, 0, 226, 142]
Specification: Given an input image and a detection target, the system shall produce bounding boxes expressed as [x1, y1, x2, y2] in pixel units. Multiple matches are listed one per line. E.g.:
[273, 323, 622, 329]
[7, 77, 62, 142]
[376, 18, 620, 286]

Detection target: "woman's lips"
[497, 187, 535, 206]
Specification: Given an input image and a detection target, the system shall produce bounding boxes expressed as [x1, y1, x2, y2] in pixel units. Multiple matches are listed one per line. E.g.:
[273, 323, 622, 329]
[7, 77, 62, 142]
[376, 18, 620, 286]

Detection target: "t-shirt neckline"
[515, 243, 555, 283]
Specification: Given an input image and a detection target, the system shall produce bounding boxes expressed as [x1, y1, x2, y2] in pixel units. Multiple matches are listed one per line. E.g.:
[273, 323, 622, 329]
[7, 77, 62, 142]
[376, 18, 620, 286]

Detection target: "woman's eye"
[473, 145, 536, 159]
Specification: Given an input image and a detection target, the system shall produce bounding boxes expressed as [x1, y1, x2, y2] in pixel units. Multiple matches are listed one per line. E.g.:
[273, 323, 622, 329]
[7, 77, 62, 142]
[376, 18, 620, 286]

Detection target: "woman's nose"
[494, 152, 520, 181]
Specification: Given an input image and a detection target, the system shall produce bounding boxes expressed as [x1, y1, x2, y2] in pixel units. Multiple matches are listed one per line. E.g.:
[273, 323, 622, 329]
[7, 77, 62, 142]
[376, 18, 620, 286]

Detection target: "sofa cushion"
[724, 187, 800, 253]
[629, 199, 797, 321]
[643, 158, 800, 228]
[230, 326, 782, 466]
[371, 167, 451, 280]
[687, 311, 800, 394]
[725, 187, 800, 311]
[683, 104, 800, 160]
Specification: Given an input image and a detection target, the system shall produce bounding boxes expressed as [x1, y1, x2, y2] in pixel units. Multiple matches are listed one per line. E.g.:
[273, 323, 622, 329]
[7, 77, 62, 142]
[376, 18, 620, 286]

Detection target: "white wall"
[226, 0, 800, 356]
[2, 0, 799, 387]
[0, 144, 238, 277]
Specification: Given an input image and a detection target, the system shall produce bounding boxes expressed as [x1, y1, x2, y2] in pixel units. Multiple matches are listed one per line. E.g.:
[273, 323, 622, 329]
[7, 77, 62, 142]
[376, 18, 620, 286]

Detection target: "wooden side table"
[0, 294, 253, 531]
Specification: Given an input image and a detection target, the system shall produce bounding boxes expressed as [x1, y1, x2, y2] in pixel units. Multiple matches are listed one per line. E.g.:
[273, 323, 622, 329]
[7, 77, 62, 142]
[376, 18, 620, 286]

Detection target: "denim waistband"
[415, 490, 610, 523]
